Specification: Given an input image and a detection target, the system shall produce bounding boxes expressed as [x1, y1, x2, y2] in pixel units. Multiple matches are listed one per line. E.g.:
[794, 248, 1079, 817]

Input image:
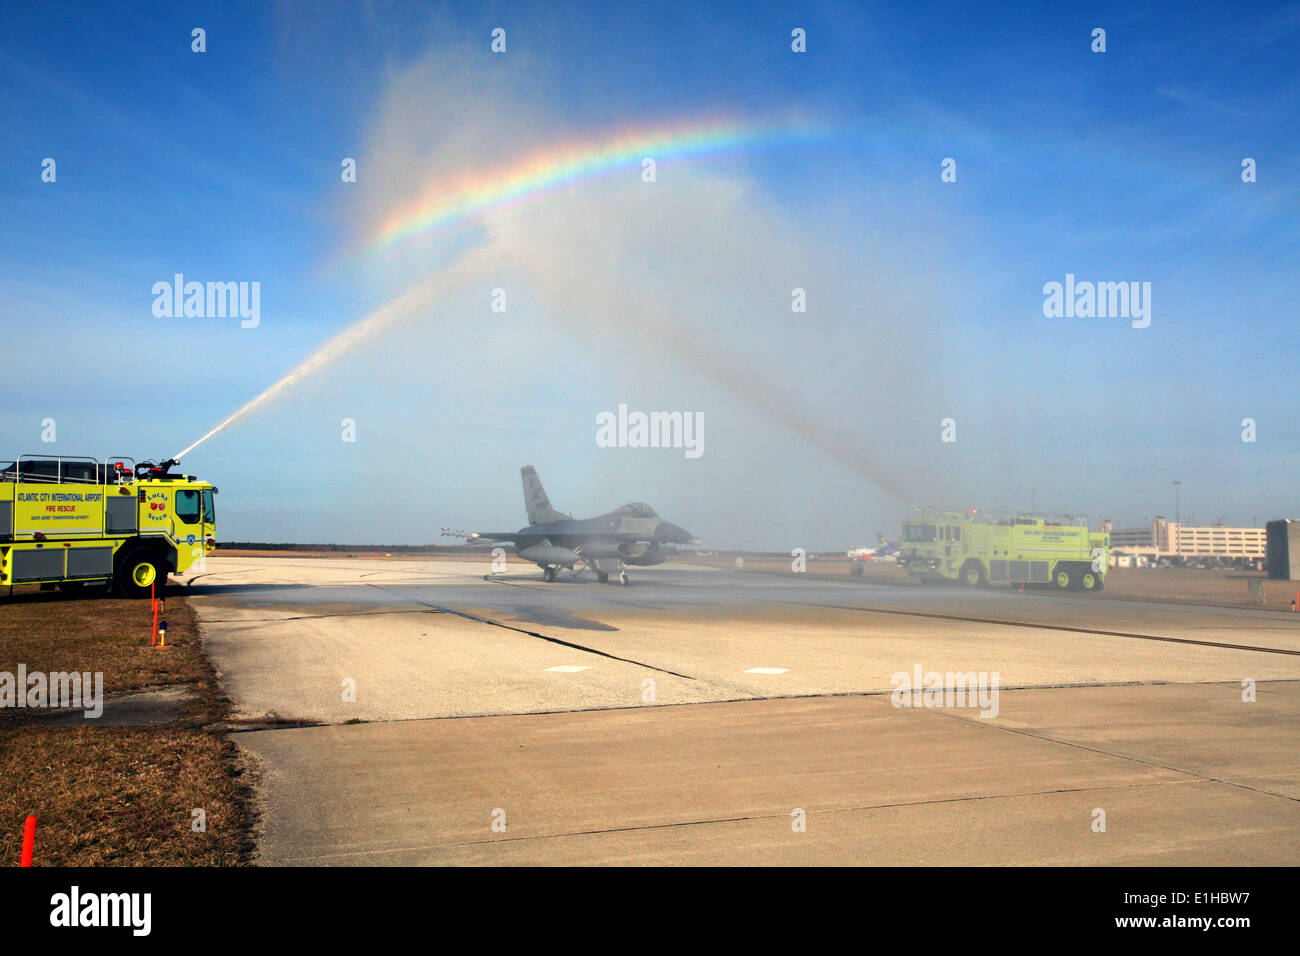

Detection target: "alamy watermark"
[595, 403, 703, 459]
[50, 886, 150, 936]
[1042, 273, 1150, 328]
[152, 273, 260, 328]
[890, 664, 999, 718]
[1, 665, 103, 718]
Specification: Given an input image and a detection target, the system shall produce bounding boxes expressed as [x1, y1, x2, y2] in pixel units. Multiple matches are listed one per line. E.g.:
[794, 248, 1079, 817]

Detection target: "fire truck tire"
[960, 560, 987, 588]
[1053, 565, 1074, 590]
[1079, 568, 1101, 592]
[116, 547, 166, 599]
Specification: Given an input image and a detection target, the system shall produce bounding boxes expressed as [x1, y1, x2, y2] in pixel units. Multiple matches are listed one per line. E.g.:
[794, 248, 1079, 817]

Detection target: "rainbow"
[368, 115, 825, 253]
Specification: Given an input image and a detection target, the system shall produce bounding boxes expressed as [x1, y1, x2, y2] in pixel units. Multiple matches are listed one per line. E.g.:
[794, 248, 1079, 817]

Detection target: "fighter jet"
[442, 466, 695, 584]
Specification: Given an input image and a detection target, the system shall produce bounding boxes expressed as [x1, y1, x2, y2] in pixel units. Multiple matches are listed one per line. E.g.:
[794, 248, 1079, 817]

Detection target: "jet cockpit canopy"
[619, 503, 658, 519]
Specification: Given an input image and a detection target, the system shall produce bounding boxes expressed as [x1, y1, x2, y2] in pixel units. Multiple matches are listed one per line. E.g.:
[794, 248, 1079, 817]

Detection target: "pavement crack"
[278, 778, 1188, 863]
[786, 600, 1300, 657]
[935, 709, 1300, 804]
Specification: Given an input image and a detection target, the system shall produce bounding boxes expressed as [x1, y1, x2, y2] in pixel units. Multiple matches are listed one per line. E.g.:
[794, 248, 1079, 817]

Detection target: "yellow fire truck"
[899, 509, 1109, 591]
[0, 456, 216, 598]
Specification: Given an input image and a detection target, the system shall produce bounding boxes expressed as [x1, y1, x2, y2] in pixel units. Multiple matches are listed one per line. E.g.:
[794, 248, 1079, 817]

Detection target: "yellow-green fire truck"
[899, 509, 1109, 591]
[0, 456, 216, 598]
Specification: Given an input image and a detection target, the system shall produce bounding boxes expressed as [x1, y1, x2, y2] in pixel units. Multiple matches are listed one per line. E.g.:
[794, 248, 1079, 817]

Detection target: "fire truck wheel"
[1053, 566, 1074, 590]
[960, 561, 987, 588]
[116, 548, 166, 599]
[1079, 569, 1100, 591]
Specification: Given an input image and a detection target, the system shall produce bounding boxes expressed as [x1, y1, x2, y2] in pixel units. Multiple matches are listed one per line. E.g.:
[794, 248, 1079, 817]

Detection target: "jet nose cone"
[657, 521, 694, 544]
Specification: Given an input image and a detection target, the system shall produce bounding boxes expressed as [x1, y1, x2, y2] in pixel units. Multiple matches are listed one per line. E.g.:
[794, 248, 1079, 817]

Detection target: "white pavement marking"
[745, 667, 789, 675]
[546, 665, 593, 673]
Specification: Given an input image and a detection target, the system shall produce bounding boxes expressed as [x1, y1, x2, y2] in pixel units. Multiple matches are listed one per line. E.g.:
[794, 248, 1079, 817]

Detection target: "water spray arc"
[173, 250, 493, 462]
[495, 237, 915, 502]
[174, 114, 910, 505]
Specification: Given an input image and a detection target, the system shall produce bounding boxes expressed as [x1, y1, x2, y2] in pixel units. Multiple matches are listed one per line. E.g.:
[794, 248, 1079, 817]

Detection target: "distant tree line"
[219, 542, 508, 553]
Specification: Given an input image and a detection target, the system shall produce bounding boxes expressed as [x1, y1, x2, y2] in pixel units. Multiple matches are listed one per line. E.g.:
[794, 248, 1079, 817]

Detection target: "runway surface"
[180, 556, 1300, 865]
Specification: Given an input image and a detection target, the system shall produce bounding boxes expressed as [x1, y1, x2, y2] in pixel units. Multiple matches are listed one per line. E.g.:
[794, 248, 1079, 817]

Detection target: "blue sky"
[1, 1, 1297, 547]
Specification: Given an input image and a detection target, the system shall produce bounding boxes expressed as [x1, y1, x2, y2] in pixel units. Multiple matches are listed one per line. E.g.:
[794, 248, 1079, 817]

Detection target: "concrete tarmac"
[180, 556, 1300, 865]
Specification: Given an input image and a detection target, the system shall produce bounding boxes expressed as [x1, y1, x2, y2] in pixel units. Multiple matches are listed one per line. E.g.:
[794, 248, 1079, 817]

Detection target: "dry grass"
[0, 586, 213, 706]
[0, 585, 254, 865]
[0, 727, 252, 865]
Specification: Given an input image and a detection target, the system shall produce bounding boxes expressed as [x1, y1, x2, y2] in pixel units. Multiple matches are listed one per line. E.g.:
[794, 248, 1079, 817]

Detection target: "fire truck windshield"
[903, 525, 937, 542]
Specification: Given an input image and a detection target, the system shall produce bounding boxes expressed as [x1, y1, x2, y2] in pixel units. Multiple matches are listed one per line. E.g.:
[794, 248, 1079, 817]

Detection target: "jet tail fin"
[522, 465, 565, 525]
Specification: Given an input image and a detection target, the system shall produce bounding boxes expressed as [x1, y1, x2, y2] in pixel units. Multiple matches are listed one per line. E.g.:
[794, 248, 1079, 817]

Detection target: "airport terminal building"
[1104, 517, 1266, 567]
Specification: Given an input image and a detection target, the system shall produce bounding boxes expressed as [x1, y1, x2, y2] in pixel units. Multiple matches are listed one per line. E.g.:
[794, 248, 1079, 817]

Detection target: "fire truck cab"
[0, 455, 217, 598]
